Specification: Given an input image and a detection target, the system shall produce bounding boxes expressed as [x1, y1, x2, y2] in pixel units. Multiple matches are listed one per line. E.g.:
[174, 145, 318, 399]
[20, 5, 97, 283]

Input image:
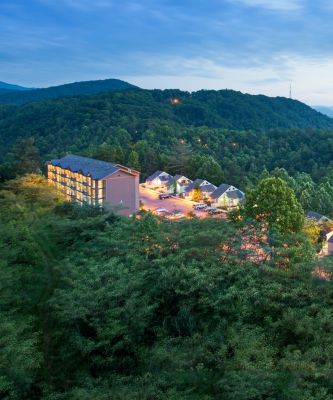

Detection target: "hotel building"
[47, 154, 139, 215]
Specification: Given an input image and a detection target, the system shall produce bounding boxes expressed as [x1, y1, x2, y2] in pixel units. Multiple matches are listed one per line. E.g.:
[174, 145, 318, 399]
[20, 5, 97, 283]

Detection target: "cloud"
[119, 53, 333, 106]
[37, 0, 113, 11]
[228, 0, 302, 11]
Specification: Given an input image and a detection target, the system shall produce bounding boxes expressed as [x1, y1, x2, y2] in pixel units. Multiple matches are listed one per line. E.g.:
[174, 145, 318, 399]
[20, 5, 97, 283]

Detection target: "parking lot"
[139, 185, 227, 219]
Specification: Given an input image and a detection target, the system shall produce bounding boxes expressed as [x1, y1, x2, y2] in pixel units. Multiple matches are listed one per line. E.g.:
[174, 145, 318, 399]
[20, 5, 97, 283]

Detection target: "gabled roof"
[227, 189, 245, 199]
[210, 183, 244, 200]
[48, 154, 119, 179]
[210, 184, 233, 199]
[328, 234, 333, 243]
[201, 184, 217, 194]
[185, 178, 211, 192]
[306, 211, 332, 222]
[146, 170, 173, 182]
[174, 174, 191, 181]
[171, 175, 193, 187]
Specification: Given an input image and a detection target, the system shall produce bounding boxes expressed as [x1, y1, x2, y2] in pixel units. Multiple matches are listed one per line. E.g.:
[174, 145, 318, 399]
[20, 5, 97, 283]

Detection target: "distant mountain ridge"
[0, 79, 138, 104]
[313, 106, 333, 118]
[0, 81, 31, 93]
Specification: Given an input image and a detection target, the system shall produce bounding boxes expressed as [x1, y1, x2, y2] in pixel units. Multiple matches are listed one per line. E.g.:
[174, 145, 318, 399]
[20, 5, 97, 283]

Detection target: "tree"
[192, 187, 203, 202]
[167, 141, 193, 175]
[127, 150, 141, 171]
[245, 177, 304, 233]
[7, 137, 40, 176]
[93, 143, 124, 163]
[188, 155, 225, 185]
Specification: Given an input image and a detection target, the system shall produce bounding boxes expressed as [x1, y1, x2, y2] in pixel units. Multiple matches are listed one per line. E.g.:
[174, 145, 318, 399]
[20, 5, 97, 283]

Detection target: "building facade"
[145, 170, 174, 189]
[47, 154, 139, 215]
[210, 184, 245, 208]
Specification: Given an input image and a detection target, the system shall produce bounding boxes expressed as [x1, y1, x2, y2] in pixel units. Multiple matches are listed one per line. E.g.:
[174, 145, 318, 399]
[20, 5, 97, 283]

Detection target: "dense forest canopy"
[1, 87, 333, 216]
[1, 82, 333, 398]
[1, 174, 333, 399]
[0, 79, 138, 105]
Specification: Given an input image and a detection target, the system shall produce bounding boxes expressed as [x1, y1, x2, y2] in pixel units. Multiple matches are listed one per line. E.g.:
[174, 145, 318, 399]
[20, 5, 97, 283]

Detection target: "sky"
[1, 0, 333, 105]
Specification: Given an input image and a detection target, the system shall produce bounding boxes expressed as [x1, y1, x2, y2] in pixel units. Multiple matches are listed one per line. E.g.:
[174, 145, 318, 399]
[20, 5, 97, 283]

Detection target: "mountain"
[0, 81, 31, 94]
[313, 106, 333, 118]
[1, 87, 333, 187]
[0, 78, 138, 104]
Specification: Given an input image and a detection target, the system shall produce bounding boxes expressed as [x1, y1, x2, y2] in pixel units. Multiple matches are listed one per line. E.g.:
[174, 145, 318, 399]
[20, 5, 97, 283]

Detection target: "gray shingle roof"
[49, 154, 118, 179]
[328, 235, 333, 243]
[201, 184, 217, 194]
[227, 189, 245, 199]
[184, 179, 206, 192]
[146, 170, 173, 182]
[210, 184, 232, 199]
[306, 211, 331, 222]
[174, 174, 191, 182]
[169, 175, 192, 187]
[211, 184, 244, 200]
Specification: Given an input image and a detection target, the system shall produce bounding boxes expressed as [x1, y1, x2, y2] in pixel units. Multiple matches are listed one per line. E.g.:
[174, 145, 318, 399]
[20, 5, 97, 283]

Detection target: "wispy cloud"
[228, 0, 302, 11]
[37, 0, 113, 11]
[1, 0, 333, 105]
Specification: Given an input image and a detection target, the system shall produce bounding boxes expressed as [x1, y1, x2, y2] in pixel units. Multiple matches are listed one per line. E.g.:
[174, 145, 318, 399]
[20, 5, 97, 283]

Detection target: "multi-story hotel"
[47, 154, 139, 215]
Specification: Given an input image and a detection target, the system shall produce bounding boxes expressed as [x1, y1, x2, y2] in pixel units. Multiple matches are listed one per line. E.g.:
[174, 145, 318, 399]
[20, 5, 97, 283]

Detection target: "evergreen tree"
[127, 150, 141, 171]
[167, 141, 193, 175]
[245, 177, 305, 233]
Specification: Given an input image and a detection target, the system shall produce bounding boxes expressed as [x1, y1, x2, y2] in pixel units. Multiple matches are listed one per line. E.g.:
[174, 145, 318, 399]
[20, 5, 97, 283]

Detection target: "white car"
[154, 208, 169, 215]
[194, 203, 207, 210]
[204, 206, 215, 212]
[169, 210, 185, 219]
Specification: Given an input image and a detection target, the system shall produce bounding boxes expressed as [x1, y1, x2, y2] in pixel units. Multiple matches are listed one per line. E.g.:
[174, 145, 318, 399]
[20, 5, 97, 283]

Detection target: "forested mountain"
[1, 174, 333, 400]
[314, 105, 333, 118]
[1, 85, 333, 216]
[0, 81, 30, 91]
[1, 88, 333, 186]
[0, 78, 138, 104]
[2, 84, 333, 399]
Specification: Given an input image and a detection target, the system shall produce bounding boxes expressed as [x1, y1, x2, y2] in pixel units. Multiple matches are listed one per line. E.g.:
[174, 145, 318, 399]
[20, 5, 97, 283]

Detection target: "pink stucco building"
[47, 154, 139, 215]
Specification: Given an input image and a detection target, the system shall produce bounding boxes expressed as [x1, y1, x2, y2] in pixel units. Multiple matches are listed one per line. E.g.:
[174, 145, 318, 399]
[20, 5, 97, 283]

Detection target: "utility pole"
[289, 83, 292, 99]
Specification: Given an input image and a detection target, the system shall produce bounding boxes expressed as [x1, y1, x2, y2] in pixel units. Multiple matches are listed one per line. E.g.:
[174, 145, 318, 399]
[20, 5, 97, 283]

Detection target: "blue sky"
[1, 0, 333, 104]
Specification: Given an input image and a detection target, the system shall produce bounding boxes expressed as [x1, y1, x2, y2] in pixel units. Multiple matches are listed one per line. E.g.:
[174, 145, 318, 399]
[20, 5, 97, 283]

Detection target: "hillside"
[2, 174, 333, 399]
[0, 81, 30, 91]
[0, 78, 138, 104]
[314, 105, 333, 118]
[1, 87, 333, 189]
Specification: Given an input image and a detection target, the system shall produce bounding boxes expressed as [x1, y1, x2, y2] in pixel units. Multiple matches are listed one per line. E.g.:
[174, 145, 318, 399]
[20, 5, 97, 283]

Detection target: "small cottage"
[184, 179, 217, 200]
[166, 174, 193, 194]
[210, 184, 245, 208]
[145, 171, 174, 189]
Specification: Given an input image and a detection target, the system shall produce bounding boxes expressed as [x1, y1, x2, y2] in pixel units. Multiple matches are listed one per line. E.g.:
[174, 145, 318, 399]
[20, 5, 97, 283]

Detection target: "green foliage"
[1, 88, 333, 191]
[127, 150, 141, 170]
[167, 141, 193, 175]
[245, 177, 305, 233]
[2, 176, 333, 398]
[188, 154, 225, 185]
[0, 79, 137, 105]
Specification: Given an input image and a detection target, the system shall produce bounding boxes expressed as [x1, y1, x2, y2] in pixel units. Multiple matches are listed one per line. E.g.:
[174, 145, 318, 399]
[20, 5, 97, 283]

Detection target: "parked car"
[169, 210, 185, 219]
[154, 208, 169, 215]
[209, 208, 223, 215]
[204, 206, 215, 212]
[193, 203, 207, 210]
[159, 193, 171, 200]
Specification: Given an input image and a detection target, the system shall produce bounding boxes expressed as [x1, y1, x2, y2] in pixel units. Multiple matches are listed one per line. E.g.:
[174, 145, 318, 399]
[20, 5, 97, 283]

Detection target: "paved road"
[139, 185, 226, 219]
